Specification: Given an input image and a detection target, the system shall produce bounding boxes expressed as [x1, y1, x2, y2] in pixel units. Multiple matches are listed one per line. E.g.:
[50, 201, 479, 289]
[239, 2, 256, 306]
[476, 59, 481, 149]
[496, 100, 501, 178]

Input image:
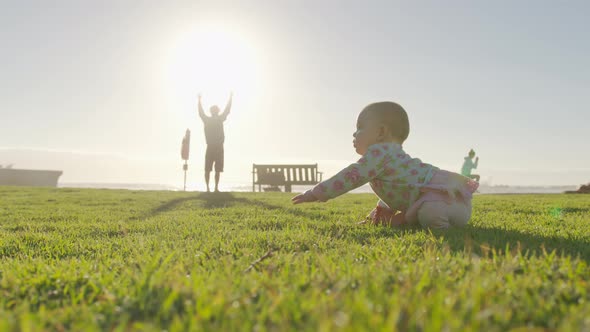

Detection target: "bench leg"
[285, 184, 292, 192]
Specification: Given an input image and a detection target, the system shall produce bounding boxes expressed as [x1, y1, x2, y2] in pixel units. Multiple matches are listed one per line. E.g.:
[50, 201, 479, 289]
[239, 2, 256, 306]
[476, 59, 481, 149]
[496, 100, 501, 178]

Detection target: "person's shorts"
[205, 145, 224, 172]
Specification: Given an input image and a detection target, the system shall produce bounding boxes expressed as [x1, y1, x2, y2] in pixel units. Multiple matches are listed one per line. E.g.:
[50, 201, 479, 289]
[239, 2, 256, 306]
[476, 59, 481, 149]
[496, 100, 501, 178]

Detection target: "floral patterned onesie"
[309, 143, 478, 226]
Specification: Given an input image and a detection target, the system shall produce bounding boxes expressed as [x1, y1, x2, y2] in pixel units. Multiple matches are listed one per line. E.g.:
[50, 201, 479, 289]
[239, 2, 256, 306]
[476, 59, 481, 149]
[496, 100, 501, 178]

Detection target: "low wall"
[0, 169, 63, 187]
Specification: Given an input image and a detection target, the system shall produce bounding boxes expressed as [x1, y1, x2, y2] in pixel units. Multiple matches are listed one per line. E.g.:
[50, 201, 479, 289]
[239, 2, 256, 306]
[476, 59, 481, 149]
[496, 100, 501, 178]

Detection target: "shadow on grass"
[560, 207, 590, 214]
[343, 223, 590, 263]
[142, 192, 321, 220]
[433, 225, 590, 263]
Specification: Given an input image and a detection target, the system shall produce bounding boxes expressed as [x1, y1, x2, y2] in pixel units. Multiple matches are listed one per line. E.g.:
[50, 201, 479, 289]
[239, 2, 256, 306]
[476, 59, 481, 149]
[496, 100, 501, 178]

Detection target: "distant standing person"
[198, 92, 232, 192]
[461, 149, 480, 182]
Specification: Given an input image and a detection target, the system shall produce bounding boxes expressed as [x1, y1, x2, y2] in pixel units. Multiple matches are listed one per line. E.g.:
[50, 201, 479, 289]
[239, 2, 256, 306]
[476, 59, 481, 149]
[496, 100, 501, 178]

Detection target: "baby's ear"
[378, 125, 388, 139]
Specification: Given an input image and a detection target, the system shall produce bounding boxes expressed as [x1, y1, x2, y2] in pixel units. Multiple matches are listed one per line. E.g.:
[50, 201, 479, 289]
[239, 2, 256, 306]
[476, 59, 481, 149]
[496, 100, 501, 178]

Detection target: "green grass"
[1, 187, 589, 331]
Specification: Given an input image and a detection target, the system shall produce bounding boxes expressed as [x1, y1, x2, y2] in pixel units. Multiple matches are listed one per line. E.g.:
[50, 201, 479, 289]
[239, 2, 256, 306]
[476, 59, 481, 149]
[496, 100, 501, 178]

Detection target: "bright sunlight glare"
[166, 25, 260, 107]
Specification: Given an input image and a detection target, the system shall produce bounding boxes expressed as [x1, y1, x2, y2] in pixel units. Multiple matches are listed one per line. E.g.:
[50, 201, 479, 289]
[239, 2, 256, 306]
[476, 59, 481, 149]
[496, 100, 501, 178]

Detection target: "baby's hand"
[291, 190, 318, 204]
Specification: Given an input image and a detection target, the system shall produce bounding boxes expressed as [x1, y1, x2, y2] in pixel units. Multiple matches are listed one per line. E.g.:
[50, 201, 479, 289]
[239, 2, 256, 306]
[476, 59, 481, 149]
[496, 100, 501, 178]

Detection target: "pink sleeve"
[310, 146, 388, 201]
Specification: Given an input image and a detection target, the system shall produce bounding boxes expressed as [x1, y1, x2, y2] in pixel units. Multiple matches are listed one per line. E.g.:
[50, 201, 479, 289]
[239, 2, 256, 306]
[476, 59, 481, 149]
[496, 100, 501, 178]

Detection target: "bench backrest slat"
[253, 164, 319, 184]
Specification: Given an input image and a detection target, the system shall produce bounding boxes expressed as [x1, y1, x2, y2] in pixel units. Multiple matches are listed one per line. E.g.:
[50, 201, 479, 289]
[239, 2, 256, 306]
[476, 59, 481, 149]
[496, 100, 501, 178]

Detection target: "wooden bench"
[252, 164, 323, 192]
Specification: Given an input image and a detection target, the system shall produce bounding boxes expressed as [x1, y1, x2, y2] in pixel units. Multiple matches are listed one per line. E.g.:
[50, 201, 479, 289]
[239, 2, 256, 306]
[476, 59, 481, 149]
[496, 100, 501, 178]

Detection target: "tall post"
[181, 129, 191, 191]
[183, 161, 188, 191]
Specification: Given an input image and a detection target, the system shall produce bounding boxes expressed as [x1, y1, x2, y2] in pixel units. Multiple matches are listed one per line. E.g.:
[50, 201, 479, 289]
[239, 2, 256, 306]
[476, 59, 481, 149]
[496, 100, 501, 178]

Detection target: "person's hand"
[291, 190, 318, 204]
[476, 157, 479, 162]
[198, 94, 202, 101]
[229, 91, 233, 99]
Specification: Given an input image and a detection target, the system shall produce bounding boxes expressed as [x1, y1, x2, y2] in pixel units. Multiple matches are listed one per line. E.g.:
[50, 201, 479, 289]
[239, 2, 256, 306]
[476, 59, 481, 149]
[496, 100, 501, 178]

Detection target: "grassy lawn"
[1, 187, 589, 331]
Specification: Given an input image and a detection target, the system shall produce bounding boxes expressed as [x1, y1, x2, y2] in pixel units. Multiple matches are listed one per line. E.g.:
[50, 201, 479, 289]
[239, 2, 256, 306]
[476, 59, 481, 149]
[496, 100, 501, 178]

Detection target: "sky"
[1, 1, 589, 188]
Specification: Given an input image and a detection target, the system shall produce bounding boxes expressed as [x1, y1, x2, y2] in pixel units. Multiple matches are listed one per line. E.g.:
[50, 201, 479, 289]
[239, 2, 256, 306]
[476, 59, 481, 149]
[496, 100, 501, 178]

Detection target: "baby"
[292, 102, 478, 229]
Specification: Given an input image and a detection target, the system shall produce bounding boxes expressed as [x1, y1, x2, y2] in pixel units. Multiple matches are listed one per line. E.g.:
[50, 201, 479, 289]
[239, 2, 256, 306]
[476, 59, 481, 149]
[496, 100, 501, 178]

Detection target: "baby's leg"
[417, 201, 451, 229]
[361, 205, 405, 226]
[417, 200, 472, 229]
[448, 200, 472, 227]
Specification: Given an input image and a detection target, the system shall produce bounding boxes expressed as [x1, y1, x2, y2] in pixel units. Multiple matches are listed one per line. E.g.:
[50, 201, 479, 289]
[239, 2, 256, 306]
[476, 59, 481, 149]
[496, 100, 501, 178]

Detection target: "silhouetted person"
[461, 149, 480, 182]
[198, 93, 232, 192]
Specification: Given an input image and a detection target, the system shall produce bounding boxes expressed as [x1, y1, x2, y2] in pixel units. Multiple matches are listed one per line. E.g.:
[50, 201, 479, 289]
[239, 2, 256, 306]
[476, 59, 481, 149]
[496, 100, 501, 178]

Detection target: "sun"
[166, 25, 260, 106]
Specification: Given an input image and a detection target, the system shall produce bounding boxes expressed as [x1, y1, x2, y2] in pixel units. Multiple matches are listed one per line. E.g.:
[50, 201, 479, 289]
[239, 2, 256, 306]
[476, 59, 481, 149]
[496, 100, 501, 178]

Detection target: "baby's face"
[353, 111, 381, 155]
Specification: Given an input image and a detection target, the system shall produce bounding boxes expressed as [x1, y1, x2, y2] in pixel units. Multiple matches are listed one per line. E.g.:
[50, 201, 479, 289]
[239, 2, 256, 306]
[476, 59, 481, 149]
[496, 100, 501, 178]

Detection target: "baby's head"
[353, 102, 409, 155]
[210, 105, 221, 116]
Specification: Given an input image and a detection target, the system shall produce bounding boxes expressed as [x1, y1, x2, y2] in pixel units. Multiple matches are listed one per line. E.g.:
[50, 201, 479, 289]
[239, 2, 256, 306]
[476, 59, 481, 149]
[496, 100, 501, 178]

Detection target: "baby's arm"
[292, 146, 387, 204]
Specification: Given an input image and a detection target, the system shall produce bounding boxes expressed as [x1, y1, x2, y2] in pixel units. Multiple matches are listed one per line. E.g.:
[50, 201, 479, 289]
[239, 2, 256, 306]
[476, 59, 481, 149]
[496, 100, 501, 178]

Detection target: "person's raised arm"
[198, 94, 206, 121]
[221, 92, 233, 120]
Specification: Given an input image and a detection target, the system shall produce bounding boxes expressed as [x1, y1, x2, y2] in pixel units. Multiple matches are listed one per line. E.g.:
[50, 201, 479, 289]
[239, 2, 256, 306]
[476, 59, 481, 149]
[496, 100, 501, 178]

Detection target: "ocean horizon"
[59, 182, 580, 194]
